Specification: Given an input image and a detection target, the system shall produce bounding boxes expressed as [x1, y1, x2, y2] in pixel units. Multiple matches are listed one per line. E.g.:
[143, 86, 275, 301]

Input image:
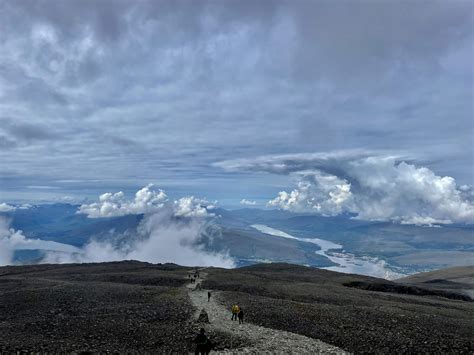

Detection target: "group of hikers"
[188, 271, 200, 284]
[231, 304, 244, 324]
[193, 304, 245, 354]
[189, 270, 245, 354]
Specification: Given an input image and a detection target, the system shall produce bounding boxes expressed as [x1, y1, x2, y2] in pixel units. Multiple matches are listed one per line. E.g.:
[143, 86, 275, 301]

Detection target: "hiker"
[238, 308, 244, 324]
[194, 328, 213, 355]
[208, 291, 211, 302]
[231, 304, 240, 321]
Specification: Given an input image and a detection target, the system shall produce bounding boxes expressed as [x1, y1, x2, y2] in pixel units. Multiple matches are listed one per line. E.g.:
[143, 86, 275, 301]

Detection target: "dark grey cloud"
[0, 0, 472, 204]
[1, 119, 58, 142]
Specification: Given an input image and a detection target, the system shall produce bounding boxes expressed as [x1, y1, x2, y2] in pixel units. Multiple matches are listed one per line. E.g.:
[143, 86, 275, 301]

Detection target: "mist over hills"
[1, 203, 473, 279]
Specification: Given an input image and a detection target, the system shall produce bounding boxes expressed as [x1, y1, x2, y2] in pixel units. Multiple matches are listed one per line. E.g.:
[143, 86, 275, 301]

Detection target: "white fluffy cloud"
[78, 184, 168, 218]
[240, 199, 257, 206]
[43, 210, 233, 268]
[42, 186, 232, 267]
[174, 196, 215, 218]
[0, 217, 80, 266]
[0, 203, 16, 212]
[269, 172, 352, 216]
[0, 187, 231, 267]
[78, 184, 215, 219]
[220, 152, 474, 225]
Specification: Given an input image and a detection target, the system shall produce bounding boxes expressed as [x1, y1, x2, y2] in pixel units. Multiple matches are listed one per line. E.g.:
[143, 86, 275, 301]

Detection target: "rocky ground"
[188, 272, 346, 354]
[203, 263, 474, 354]
[0, 261, 200, 352]
[0, 261, 472, 353]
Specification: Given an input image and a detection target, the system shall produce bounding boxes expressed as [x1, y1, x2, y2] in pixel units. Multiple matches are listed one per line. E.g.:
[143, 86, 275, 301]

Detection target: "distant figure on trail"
[238, 308, 244, 324]
[208, 291, 211, 302]
[231, 304, 240, 321]
[194, 328, 213, 355]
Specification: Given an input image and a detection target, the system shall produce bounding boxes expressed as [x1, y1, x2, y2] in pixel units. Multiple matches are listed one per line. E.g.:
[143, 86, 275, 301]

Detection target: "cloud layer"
[219, 152, 474, 225]
[0, 0, 472, 202]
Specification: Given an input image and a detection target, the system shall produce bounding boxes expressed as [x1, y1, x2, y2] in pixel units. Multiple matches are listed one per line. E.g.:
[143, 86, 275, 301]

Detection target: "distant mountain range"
[2, 203, 473, 277]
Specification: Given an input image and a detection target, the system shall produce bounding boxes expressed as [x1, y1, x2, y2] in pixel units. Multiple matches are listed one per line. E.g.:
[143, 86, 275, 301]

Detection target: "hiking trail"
[186, 271, 348, 354]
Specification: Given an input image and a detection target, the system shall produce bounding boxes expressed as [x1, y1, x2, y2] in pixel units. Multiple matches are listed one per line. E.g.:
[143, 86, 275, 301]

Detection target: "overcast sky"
[0, 0, 473, 217]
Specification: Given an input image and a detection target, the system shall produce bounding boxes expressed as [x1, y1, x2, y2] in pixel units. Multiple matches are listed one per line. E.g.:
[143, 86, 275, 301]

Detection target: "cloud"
[174, 196, 215, 218]
[0, 203, 16, 212]
[240, 199, 257, 206]
[43, 207, 233, 268]
[219, 152, 474, 225]
[78, 184, 215, 219]
[78, 184, 168, 218]
[0, 217, 80, 266]
[0, 186, 232, 267]
[268, 172, 352, 216]
[0, 0, 472, 203]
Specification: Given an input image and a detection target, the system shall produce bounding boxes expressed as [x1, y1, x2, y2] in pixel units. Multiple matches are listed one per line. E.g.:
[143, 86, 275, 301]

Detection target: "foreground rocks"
[0, 262, 198, 352]
[204, 263, 474, 354]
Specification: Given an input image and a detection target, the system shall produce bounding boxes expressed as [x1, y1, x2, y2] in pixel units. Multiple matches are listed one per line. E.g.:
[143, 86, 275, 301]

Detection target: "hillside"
[0, 261, 472, 353]
[203, 263, 473, 353]
[397, 265, 474, 298]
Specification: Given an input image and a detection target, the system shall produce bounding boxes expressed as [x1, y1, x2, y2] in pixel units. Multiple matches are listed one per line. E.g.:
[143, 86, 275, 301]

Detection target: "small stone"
[197, 309, 210, 323]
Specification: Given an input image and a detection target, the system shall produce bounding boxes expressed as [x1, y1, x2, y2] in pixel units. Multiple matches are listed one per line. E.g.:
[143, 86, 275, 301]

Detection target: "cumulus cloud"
[219, 152, 474, 225]
[34, 185, 233, 267]
[43, 210, 233, 268]
[0, 217, 80, 266]
[78, 184, 215, 219]
[268, 172, 352, 216]
[174, 196, 215, 218]
[78, 184, 168, 218]
[0, 203, 16, 212]
[0, 187, 232, 267]
[240, 199, 257, 206]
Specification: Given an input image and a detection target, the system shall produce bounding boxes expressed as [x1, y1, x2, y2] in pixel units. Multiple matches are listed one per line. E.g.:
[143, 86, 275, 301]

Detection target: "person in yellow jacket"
[231, 304, 240, 321]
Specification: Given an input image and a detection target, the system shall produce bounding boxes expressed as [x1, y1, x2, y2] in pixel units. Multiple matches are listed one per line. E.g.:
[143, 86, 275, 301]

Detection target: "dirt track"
[187, 271, 347, 354]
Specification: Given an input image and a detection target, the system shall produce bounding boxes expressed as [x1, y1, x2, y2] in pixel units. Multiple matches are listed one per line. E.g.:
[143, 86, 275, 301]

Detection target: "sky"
[0, 0, 473, 223]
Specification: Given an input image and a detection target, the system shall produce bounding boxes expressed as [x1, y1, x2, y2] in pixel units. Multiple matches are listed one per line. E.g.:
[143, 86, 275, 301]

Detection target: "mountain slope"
[396, 265, 474, 298]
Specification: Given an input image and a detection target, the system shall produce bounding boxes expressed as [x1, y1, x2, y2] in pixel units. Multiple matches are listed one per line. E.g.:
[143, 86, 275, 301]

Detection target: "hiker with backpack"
[231, 304, 240, 321]
[194, 328, 213, 354]
[238, 307, 244, 324]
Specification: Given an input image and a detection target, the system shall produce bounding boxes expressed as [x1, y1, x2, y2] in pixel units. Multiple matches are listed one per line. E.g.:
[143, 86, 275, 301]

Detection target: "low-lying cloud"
[44, 185, 233, 267]
[0, 217, 80, 266]
[240, 199, 257, 206]
[218, 151, 474, 225]
[0, 203, 16, 212]
[43, 211, 233, 267]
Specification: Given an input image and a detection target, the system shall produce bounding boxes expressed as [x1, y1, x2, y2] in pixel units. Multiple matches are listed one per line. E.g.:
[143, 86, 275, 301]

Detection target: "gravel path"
[187, 272, 348, 354]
